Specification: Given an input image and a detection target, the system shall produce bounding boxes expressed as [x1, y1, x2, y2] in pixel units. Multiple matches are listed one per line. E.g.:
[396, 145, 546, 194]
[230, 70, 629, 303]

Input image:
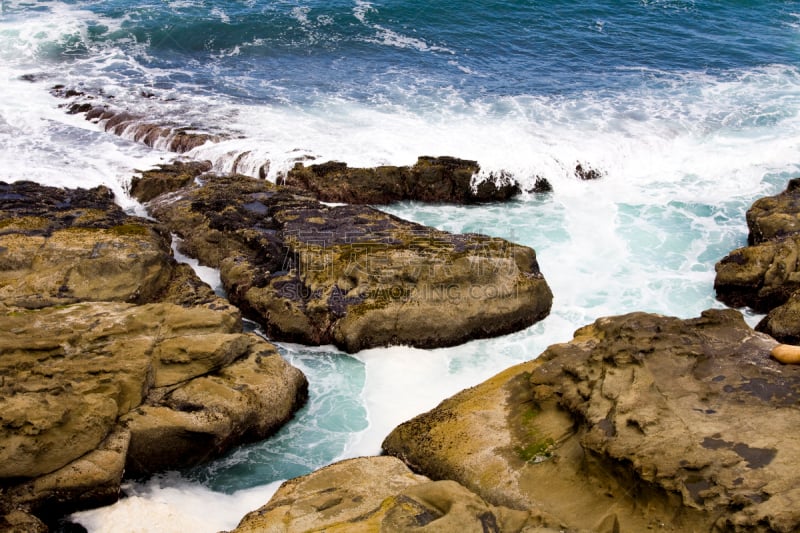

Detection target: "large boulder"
[746, 178, 800, 245]
[0, 181, 173, 308]
[148, 174, 552, 353]
[384, 309, 800, 532]
[129, 160, 212, 203]
[0, 181, 307, 526]
[715, 179, 800, 341]
[228, 456, 558, 533]
[284, 156, 520, 204]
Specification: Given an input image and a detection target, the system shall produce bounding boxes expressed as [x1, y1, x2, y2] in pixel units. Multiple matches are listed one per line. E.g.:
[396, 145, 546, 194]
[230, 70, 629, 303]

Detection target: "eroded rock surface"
[229, 456, 559, 533]
[715, 178, 800, 341]
[148, 173, 552, 352]
[0, 181, 307, 526]
[285, 156, 520, 204]
[384, 309, 800, 532]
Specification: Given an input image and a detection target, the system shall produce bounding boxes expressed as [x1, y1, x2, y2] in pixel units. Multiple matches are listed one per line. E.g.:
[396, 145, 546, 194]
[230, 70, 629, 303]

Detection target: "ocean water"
[1, 0, 799, 530]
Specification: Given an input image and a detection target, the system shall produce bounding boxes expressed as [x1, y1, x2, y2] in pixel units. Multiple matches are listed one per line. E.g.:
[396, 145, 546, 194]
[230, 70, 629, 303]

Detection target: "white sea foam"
[72, 476, 282, 533]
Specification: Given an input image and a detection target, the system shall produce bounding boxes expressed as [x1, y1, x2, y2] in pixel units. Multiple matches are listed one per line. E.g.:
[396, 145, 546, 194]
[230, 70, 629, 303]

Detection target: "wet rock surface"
[129, 160, 212, 203]
[148, 173, 553, 352]
[715, 178, 800, 341]
[284, 156, 521, 204]
[0, 181, 307, 526]
[383, 309, 800, 532]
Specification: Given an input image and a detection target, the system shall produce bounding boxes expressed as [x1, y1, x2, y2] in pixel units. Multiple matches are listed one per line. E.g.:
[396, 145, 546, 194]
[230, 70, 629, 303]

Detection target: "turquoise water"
[1, 1, 800, 530]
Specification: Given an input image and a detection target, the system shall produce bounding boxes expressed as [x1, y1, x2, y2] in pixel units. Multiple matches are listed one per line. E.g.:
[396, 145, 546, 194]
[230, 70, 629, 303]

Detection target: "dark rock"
[285, 156, 520, 204]
[528, 176, 553, 194]
[574, 162, 604, 180]
[148, 173, 552, 353]
[130, 160, 212, 203]
[50, 87, 221, 154]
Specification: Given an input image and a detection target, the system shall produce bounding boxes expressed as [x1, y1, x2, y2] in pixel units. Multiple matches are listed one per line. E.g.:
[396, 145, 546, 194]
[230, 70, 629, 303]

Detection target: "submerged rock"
[383, 309, 800, 532]
[715, 178, 800, 341]
[0, 181, 307, 526]
[228, 456, 558, 533]
[50, 86, 220, 153]
[148, 173, 552, 352]
[574, 162, 605, 180]
[284, 156, 521, 204]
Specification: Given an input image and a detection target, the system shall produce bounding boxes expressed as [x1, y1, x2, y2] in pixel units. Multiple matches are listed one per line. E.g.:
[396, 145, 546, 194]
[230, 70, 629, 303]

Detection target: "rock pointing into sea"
[0, 181, 307, 528]
[382, 309, 800, 532]
[147, 173, 553, 353]
[716, 178, 800, 342]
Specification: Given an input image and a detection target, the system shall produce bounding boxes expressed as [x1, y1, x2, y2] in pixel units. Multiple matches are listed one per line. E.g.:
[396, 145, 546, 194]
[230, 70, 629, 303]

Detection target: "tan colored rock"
[3, 427, 129, 519]
[0, 510, 47, 533]
[123, 338, 307, 477]
[0, 181, 308, 526]
[153, 333, 251, 387]
[716, 178, 800, 342]
[385, 309, 800, 532]
[149, 174, 552, 352]
[746, 177, 800, 245]
[0, 300, 248, 479]
[0, 303, 151, 478]
[771, 343, 800, 363]
[230, 456, 554, 533]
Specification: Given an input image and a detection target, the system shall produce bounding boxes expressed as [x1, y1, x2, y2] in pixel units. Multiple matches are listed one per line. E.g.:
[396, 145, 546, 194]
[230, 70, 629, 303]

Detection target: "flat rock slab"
[149, 174, 553, 352]
[384, 309, 800, 532]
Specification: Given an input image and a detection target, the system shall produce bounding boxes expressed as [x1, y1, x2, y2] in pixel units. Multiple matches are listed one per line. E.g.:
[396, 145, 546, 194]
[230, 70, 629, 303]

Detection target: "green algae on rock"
[148, 173, 552, 353]
[383, 309, 800, 532]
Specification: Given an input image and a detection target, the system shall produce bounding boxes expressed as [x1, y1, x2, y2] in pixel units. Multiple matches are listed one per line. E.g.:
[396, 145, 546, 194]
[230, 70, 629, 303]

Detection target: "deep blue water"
[6, 0, 800, 100]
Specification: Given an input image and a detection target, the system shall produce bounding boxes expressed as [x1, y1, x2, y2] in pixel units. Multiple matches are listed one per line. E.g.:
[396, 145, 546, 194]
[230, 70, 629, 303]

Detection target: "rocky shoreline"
[4, 93, 800, 530]
[0, 155, 553, 529]
[0, 181, 308, 530]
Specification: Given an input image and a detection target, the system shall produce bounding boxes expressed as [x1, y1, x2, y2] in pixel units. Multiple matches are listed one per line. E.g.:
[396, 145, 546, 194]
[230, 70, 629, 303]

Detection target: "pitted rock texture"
[384, 309, 800, 532]
[228, 456, 559, 533]
[148, 173, 552, 353]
